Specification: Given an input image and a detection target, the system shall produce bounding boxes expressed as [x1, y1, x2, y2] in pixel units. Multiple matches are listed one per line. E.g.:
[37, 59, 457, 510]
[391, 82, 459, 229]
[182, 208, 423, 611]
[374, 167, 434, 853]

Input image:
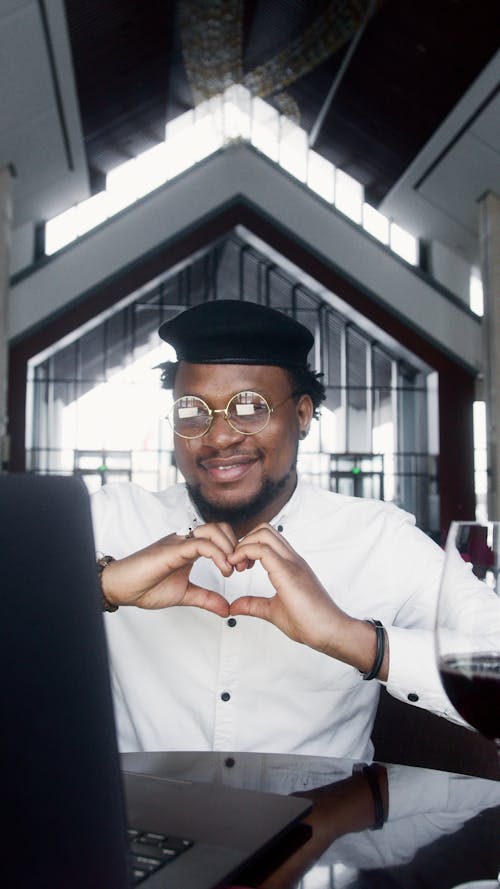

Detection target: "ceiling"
[1, 0, 499, 270]
[64, 0, 498, 202]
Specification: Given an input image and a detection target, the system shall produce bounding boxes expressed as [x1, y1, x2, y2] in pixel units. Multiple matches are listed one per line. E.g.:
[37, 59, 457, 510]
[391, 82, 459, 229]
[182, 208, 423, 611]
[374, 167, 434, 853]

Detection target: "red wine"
[439, 653, 500, 740]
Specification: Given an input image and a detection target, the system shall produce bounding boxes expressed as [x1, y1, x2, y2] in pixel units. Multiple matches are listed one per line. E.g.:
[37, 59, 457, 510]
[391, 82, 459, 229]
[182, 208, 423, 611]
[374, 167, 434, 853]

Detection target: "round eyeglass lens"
[227, 391, 271, 433]
[170, 396, 211, 438]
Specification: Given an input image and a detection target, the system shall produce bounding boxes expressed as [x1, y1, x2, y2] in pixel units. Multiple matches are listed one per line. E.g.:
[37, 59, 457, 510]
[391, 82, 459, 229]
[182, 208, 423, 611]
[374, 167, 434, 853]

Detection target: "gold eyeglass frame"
[167, 390, 298, 439]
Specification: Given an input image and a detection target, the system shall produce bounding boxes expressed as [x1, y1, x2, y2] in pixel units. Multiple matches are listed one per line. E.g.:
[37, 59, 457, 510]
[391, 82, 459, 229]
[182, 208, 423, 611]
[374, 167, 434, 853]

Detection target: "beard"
[186, 470, 295, 527]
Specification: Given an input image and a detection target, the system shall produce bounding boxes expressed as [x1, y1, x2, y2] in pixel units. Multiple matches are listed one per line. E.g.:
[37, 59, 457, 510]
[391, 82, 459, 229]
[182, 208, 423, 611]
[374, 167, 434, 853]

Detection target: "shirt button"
[277, 524, 284, 532]
[407, 692, 419, 702]
[221, 692, 231, 702]
[227, 618, 237, 627]
[225, 757, 235, 768]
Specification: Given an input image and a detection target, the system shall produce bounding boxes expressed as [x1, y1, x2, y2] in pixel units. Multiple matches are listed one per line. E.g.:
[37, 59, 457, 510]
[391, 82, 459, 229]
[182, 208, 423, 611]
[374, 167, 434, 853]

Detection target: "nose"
[203, 410, 245, 446]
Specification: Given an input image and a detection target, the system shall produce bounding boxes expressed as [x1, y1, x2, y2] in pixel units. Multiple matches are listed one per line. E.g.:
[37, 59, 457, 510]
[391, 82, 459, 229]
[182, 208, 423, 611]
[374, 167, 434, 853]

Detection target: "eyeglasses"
[167, 390, 297, 439]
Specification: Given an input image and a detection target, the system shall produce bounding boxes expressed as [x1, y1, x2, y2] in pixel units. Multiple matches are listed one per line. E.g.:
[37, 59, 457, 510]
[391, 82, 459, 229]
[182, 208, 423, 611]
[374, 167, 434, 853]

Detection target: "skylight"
[389, 222, 418, 265]
[45, 84, 419, 270]
[362, 203, 389, 244]
[250, 96, 280, 160]
[307, 150, 335, 202]
[334, 169, 363, 224]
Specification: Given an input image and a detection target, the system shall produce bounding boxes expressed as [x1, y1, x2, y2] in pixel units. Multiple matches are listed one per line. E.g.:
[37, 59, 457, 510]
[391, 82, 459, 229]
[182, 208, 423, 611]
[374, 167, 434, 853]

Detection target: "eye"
[227, 391, 271, 432]
[169, 396, 211, 437]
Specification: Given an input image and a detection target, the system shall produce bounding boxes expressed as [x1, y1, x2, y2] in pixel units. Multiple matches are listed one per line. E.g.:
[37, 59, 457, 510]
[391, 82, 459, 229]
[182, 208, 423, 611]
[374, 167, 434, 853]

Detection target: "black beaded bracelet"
[361, 619, 385, 680]
[96, 555, 118, 613]
[362, 765, 385, 830]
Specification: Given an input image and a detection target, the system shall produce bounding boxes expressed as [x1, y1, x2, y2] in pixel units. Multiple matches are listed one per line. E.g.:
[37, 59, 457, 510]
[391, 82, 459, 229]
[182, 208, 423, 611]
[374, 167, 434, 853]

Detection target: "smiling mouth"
[198, 454, 260, 482]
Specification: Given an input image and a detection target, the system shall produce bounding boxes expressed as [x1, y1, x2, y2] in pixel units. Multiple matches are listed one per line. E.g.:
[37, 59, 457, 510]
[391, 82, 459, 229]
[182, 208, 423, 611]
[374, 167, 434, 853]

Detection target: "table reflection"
[122, 751, 500, 888]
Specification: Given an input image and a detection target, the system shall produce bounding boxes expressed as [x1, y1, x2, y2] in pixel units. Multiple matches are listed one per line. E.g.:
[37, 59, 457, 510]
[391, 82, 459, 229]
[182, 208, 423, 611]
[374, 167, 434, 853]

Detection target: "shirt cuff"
[385, 625, 465, 723]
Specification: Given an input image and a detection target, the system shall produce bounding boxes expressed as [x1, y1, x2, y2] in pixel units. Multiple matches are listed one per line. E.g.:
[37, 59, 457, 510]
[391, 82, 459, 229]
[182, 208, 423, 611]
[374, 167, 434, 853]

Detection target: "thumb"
[230, 594, 274, 621]
[183, 583, 230, 618]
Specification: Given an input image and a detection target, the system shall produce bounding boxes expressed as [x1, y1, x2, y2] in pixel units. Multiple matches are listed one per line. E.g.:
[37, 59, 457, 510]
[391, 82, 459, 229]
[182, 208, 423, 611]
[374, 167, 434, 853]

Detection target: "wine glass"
[436, 521, 500, 889]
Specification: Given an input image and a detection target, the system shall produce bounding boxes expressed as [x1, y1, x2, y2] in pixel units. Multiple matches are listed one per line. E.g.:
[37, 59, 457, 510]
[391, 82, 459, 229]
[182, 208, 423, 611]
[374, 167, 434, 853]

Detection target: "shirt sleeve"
[385, 625, 464, 719]
[382, 517, 500, 721]
[91, 481, 180, 557]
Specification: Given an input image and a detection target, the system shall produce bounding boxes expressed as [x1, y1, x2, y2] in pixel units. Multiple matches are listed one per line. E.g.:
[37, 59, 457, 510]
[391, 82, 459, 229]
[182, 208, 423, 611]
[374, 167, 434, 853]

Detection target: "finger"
[234, 558, 255, 572]
[168, 536, 235, 577]
[192, 521, 239, 554]
[214, 521, 239, 549]
[239, 522, 284, 542]
[182, 583, 230, 618]
[234, 525, 293, 557]
[228, 540, 287, 572]
[230, 594, 274, 621]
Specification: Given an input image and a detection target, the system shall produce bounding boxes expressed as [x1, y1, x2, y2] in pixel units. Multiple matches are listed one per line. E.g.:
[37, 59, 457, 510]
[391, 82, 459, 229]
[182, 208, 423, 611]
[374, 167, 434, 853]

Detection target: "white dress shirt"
[91, 481, 499, 760]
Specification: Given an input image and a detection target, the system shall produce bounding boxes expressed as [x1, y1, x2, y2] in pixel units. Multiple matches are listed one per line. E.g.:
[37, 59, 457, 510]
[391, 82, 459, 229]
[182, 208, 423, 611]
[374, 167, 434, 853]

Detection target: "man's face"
[172, 362, 312, 533]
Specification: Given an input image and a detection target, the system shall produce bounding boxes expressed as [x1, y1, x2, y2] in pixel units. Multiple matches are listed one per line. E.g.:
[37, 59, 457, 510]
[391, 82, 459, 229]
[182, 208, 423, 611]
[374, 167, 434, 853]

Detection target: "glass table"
[122, 750, 500, 888]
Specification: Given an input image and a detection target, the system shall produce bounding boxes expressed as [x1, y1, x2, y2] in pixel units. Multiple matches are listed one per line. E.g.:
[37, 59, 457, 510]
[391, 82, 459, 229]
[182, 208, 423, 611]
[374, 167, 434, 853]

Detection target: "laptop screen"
[1, 474, 129, 888]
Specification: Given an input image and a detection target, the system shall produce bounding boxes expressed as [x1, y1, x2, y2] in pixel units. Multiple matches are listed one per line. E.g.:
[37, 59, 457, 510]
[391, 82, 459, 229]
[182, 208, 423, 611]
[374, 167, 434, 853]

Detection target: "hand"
[228, 524, 349, 651]
[101, 522, 243, 617]
[228, 524, 388, 678]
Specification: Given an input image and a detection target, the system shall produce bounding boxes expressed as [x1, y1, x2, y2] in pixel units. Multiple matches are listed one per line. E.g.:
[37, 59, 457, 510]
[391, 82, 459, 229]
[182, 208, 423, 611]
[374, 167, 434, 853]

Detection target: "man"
[92, 299, 494, 760]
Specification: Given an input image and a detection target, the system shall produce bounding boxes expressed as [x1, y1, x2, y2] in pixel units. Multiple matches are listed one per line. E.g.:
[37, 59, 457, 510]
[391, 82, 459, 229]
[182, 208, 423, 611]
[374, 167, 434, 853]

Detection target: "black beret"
[158, 300, 314, 369]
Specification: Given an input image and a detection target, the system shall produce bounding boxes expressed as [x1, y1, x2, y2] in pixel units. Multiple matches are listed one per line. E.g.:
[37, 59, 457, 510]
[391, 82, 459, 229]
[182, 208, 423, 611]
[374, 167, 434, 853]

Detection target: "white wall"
[429, 241, 471, 306]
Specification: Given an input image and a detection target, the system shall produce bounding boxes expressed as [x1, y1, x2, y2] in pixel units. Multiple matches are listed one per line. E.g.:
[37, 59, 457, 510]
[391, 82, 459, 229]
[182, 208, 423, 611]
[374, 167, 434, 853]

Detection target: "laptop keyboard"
[127, 828, 194, 884]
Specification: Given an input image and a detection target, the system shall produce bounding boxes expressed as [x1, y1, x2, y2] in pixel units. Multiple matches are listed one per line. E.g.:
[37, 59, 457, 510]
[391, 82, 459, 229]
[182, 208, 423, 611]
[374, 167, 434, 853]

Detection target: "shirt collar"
[268, 481, 301, 533]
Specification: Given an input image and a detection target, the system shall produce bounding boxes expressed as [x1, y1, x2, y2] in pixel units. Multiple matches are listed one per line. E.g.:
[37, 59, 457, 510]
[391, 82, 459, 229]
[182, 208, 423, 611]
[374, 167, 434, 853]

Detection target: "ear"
[296, 394, 313, 439]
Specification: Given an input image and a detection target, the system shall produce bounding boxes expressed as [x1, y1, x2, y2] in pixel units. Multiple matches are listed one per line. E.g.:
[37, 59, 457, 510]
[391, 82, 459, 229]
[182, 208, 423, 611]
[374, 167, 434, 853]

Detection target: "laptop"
[0, 474, 312, 889]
